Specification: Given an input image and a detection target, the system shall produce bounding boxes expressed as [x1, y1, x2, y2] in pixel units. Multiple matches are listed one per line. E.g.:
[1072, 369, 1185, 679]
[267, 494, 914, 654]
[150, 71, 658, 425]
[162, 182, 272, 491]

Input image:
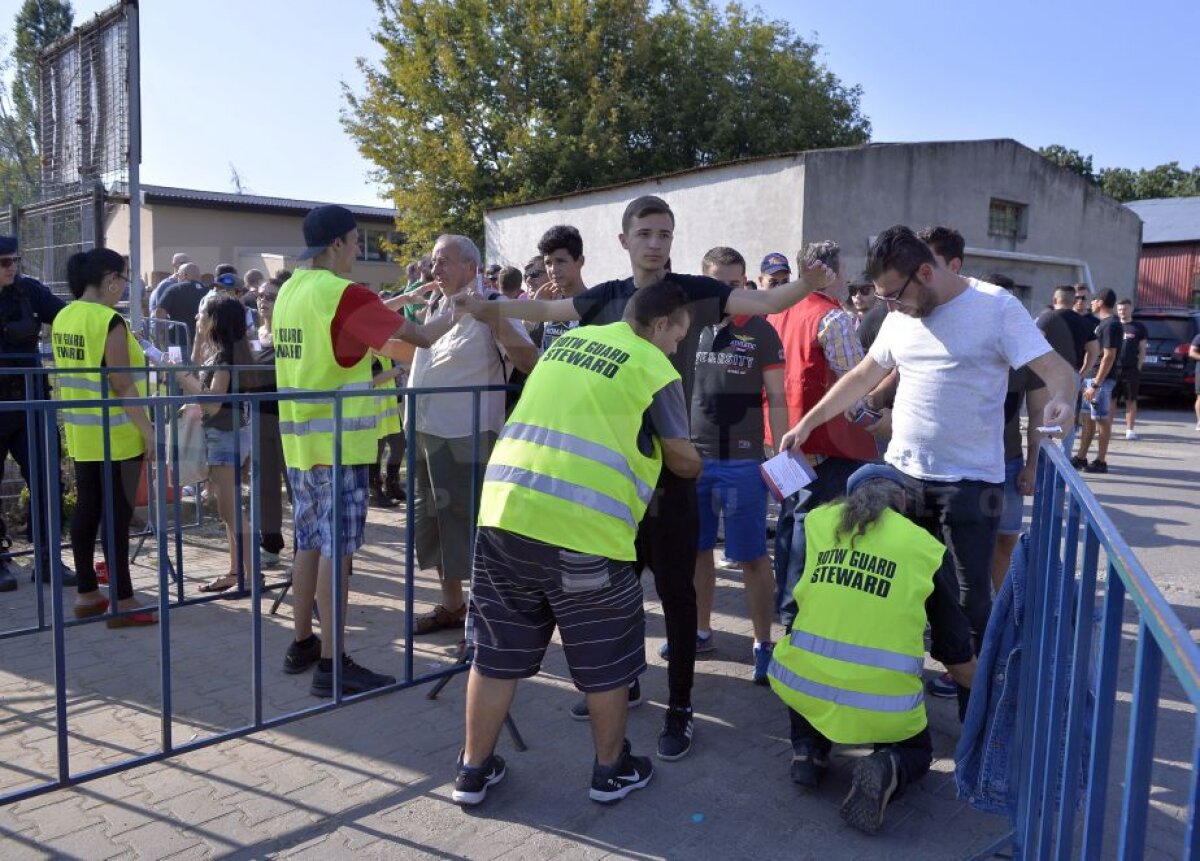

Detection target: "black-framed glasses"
[0, 256, 21, 269]
[877, 269, 917, 305]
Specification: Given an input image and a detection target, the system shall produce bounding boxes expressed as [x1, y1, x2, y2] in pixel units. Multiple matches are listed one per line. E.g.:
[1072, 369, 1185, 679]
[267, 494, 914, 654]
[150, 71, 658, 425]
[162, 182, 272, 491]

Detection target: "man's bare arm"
[461, 294, 580, 324]
[661, 438, 702, 479]
[780, 357, 890, 452]
[1026, 349, 1078, 429]
[725, 261, 833, 316]
[491, 320, 538, 374]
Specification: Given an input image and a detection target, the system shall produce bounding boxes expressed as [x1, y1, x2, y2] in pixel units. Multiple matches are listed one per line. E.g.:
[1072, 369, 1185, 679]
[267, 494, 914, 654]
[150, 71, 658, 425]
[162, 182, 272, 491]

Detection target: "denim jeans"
[909, 477, 1004, 653]
[774, 456, 866, 628]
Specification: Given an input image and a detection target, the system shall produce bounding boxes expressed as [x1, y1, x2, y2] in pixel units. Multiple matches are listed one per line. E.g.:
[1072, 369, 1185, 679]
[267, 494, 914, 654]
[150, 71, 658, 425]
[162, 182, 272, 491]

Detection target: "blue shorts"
[204, 425, 251, 467]
[696, 458, 768, 563]
[1084, 378, 1116, 421]
[287, 465, 368, 558]
[998, 456, 1026, 536]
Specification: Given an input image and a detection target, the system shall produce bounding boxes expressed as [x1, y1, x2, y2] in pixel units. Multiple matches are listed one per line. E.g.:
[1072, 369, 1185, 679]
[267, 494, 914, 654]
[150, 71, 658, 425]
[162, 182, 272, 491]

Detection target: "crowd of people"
[2, 184, 1168, 833]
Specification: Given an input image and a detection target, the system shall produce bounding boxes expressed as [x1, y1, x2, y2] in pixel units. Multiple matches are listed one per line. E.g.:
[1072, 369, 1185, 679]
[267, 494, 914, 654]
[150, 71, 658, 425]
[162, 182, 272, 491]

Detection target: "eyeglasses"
[524, 270, 546, 281]
[0, 256, 21, 269]
[848, 285, 873, 297]
[876, 269, 918, 306]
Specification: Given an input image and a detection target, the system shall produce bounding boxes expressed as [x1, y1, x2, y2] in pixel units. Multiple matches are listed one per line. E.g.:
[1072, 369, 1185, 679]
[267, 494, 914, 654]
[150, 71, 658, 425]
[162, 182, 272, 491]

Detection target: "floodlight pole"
[126, 0, 143, 331]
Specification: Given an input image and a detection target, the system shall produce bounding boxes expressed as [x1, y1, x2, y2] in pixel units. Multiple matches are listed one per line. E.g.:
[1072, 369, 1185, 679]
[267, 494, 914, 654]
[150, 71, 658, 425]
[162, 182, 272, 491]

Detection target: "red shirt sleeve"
[330, 285, 406, 368]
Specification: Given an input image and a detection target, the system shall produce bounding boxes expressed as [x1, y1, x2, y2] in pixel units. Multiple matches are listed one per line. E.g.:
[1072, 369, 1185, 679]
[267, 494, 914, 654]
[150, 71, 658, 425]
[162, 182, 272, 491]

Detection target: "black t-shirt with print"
[690, 315, 784, 460]
[1117, 320, 1148, 370]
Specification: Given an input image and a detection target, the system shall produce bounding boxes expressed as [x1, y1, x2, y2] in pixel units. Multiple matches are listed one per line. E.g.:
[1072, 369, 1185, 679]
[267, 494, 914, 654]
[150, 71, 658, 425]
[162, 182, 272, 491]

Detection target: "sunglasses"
[524, 270, 546, 281]
[258, 293, 279, 303]
[0, 256, 21, 269]
[847, 285, 873, 297]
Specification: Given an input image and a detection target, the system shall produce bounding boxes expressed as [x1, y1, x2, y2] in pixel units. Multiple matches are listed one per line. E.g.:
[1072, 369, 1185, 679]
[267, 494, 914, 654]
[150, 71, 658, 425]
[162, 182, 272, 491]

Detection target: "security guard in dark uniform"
[0, 235, 75, 591]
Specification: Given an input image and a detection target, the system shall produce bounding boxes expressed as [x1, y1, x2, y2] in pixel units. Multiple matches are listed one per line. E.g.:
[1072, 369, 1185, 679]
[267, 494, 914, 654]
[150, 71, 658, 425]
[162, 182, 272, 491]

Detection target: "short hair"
[1117, 297, 1133, 306]
[244, 268, 265, 288]
[498, 266, 523, 295]
[916, 226, 965, 264]
[800, 240, 840, 275]
[1054, 284, 1076, 297]
[65, 248, 126, 299]
[181, 262, 201, 281]
[1073, 282, 1089, 295]
[537, 225, 583, 260]
[701, 246, 746, 274]
[621, 195, 674, 233]
[215, 263, 238, 277]
[985, 273, 1015, 291]
[1096, 288, 1116, 309]
[624, 280, 691, 329]
[433, 234, 481, 266]
[171, 252, 190, 267]
[865, 225, 936, 281]
[269, 269, 292, 288]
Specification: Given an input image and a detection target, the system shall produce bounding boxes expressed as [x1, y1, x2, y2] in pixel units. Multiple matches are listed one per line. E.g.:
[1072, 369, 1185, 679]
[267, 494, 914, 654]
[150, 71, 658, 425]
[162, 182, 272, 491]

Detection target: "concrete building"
[1124, 196, 1200, 307]
[485, 139, 1142, 311]
[105, 185, 403, 290]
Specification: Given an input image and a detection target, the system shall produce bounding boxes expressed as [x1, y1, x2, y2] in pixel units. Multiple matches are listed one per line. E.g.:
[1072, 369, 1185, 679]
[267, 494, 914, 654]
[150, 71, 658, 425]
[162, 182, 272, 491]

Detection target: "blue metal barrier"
[972, 442, 1200, 860]
[0, 372, 511, 805]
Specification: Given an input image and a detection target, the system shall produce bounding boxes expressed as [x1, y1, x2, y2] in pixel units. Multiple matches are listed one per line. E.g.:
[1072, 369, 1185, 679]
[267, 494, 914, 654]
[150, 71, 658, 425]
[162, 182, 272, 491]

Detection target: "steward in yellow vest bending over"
[768, 463, 976, 834]
[273, 204, 454, 699]
[451, 281, 702, 808]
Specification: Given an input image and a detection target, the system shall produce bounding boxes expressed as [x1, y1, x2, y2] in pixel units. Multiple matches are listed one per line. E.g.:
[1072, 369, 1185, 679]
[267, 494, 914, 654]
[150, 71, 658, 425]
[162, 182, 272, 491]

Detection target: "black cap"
[0, 236, 17, 256]
[298, 205, 357, 260]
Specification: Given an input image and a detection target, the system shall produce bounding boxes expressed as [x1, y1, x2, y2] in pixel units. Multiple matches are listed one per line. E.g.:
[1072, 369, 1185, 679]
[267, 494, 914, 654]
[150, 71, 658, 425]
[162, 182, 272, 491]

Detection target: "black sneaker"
[840, 750, 899, 834]
[34, 563, 76, 587]
[451, 751, 506, 806]
[1069, 455, 1087, 469]
[656, 705, 694, 761]
[1083, 459, 1108, 474]
[0, 559, 17, 593]
[570, 678, 642, 722]
[283, 634, 321, 674]
[790, 746, 831, 788]
[590, 739, 653, 804]
[310, 654, 396, 698]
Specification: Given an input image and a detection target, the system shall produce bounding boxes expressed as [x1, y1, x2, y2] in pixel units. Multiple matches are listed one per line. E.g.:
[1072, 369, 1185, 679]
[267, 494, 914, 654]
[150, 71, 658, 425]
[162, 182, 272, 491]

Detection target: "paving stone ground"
[0, 405, 1195, 860]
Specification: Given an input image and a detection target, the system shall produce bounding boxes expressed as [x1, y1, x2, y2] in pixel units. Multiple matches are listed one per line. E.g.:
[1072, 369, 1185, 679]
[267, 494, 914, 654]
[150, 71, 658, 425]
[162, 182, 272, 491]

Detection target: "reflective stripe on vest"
[60, 409, 131, 427]
[786, 629, 924, 676]
[484, 463, 637, 528]
[767, 660, 924, 714]
[56, 375, 105, 393]
[278, 414, 380, 436]
[500, 421, 654, 505]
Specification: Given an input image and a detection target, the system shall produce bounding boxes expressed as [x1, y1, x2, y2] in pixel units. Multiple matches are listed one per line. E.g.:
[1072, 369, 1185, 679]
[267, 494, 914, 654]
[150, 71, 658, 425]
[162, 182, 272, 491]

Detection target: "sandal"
[199, 574, 239, 593]
[73, 598, 110, 619]
[413, 603, 467, 635]
[107, 609, 158, 629]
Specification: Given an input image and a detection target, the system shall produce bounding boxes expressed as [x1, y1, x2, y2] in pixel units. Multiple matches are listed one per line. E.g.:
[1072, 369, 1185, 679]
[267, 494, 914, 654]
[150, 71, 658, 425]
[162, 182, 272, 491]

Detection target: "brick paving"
[0, 406, 1195, 859]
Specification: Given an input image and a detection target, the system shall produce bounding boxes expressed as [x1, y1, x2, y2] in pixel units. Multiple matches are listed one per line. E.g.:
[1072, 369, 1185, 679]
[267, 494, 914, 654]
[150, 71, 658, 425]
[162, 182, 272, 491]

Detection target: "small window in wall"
[356, 228, 390, 263]
[988, 199, 1028, 239]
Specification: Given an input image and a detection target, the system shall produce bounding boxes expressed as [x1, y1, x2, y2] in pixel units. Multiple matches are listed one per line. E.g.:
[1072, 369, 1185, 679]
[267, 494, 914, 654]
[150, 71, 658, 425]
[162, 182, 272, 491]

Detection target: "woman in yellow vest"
[53, 249, 156, 626]
[177, 296, 262, 592]
[368, 353, 407, 507]
[767, 463, 976, 834]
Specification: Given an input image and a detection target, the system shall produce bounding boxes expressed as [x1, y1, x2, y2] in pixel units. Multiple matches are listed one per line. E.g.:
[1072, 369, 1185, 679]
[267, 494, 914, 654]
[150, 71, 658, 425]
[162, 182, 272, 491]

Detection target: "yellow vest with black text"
[768, 503, 944, 743]
[478, 322, 678, 561]
[51, 301, 147, 462]
[273, 269, 378, 469]
[375, 356, 402, 438]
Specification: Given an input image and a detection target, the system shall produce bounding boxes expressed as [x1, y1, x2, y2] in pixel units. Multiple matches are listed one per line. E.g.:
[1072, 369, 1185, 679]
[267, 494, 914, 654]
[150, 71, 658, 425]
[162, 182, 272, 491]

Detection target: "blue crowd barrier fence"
[0, 363, 509, 805]
[970, 442, 1200, 860]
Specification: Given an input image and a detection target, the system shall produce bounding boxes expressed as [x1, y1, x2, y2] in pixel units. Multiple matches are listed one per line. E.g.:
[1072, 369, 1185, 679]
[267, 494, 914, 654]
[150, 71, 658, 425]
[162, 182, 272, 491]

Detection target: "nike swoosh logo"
[617, 772, 640, 782]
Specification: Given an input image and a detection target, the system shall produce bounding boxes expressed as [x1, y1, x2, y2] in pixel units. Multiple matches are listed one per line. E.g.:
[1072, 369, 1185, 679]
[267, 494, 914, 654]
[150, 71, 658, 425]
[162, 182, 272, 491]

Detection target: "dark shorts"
[1113, 369, 1140, 404]
[469, 527, 647, 693]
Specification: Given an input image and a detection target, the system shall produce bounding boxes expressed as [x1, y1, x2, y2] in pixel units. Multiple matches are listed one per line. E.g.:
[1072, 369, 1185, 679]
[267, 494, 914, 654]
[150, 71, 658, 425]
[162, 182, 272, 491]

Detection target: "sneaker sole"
[656, 733, 693, 762]
[452, 768, 505, 805]
[589, 770, 652, 803]
[840, 758, 895, 835]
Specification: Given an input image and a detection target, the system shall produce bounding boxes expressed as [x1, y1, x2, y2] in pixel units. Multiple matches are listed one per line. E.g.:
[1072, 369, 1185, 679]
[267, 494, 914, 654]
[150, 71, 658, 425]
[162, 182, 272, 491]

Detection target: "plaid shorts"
[287, 465, 368, 558]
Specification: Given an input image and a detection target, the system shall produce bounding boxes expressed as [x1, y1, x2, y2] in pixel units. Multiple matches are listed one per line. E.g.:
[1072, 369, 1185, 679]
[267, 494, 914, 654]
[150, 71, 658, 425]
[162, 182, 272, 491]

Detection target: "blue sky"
[35, 0, 1200, 207]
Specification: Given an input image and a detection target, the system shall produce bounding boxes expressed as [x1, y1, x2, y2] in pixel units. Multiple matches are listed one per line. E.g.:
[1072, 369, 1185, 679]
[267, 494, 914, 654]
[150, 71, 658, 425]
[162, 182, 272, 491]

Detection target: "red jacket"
[766, 292, 876, 461]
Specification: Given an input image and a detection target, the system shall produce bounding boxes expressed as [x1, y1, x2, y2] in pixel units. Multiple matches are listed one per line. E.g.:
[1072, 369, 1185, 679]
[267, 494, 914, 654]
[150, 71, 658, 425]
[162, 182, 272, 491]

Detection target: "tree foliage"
[344, 0, 870, 254]
[0, 0, 75, 208]
[1039, 144, 1200, 203]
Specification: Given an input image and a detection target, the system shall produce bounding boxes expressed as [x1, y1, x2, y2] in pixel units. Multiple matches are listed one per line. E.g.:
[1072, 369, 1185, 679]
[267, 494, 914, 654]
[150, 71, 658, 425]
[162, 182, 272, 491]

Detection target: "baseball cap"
[0, 236, 17, 256]
[760, 252, 790, 275]
[298, 205, 358, 260]
[214, 273, 239, 289]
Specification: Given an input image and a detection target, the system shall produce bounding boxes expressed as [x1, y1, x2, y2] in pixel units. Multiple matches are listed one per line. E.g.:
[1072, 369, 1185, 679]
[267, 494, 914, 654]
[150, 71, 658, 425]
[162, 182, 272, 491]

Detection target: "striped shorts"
[470, 527, 646, 693]
[287, 465, 368, 558]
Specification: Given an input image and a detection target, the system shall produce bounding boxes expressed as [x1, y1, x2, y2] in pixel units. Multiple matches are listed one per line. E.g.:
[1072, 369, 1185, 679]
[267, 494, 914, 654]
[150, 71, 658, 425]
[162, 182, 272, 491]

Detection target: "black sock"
[318, 658, 333, 672]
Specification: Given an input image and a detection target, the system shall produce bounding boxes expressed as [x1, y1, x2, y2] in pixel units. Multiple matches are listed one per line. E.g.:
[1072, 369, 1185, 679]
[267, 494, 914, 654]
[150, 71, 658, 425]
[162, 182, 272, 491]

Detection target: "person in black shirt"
[1113, 298, 1147, 440]
[153, 262, 208, 350]
[1073, 284, 1100, 332]
[464, 194, 833, 762]
[1073, 289, 1121, 473]
[0, 235, 74, 591]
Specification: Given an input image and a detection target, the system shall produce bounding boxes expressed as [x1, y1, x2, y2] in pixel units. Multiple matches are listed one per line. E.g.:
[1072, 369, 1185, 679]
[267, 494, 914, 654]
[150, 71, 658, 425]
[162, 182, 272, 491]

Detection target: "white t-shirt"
[868, 279, 1051, 483]
[407, 296, 533, 439]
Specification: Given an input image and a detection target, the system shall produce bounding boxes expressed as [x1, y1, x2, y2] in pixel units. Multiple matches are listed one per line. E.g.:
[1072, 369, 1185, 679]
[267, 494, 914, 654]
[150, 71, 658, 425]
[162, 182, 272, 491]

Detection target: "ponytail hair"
[835, 479, 909, 546]
[65, 248, 126, 299]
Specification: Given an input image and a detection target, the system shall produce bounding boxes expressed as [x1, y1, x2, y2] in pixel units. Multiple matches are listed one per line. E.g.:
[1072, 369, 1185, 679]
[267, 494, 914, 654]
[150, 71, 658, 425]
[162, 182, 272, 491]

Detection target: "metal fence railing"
[970, 443, 1200, 860]
[0, 367, 509, 804]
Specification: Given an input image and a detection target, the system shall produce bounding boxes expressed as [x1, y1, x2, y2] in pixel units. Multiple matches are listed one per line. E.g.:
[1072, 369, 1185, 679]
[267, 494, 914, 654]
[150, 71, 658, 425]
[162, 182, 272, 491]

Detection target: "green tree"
[0, 0, 75, 207]
[1096, 167, 1138, 202]
[344, 0, 870, 253]
[1037, 145, 1095, 183]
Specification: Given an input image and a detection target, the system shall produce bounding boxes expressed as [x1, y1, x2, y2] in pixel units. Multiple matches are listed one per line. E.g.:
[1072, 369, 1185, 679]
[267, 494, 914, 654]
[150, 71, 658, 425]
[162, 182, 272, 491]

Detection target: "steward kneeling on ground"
[452, 280, 701, 807]
[768, 463, 977, 835]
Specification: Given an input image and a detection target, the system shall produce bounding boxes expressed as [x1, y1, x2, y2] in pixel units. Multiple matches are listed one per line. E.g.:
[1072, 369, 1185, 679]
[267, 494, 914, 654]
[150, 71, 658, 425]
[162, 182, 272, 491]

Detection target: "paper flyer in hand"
[760, 450, 818, 502]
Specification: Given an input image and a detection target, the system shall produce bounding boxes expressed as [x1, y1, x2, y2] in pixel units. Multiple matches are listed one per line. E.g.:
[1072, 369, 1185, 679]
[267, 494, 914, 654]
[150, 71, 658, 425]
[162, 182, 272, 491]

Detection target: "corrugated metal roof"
[126, 184, 398, 222]
[1125, 196, 1200, 244]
